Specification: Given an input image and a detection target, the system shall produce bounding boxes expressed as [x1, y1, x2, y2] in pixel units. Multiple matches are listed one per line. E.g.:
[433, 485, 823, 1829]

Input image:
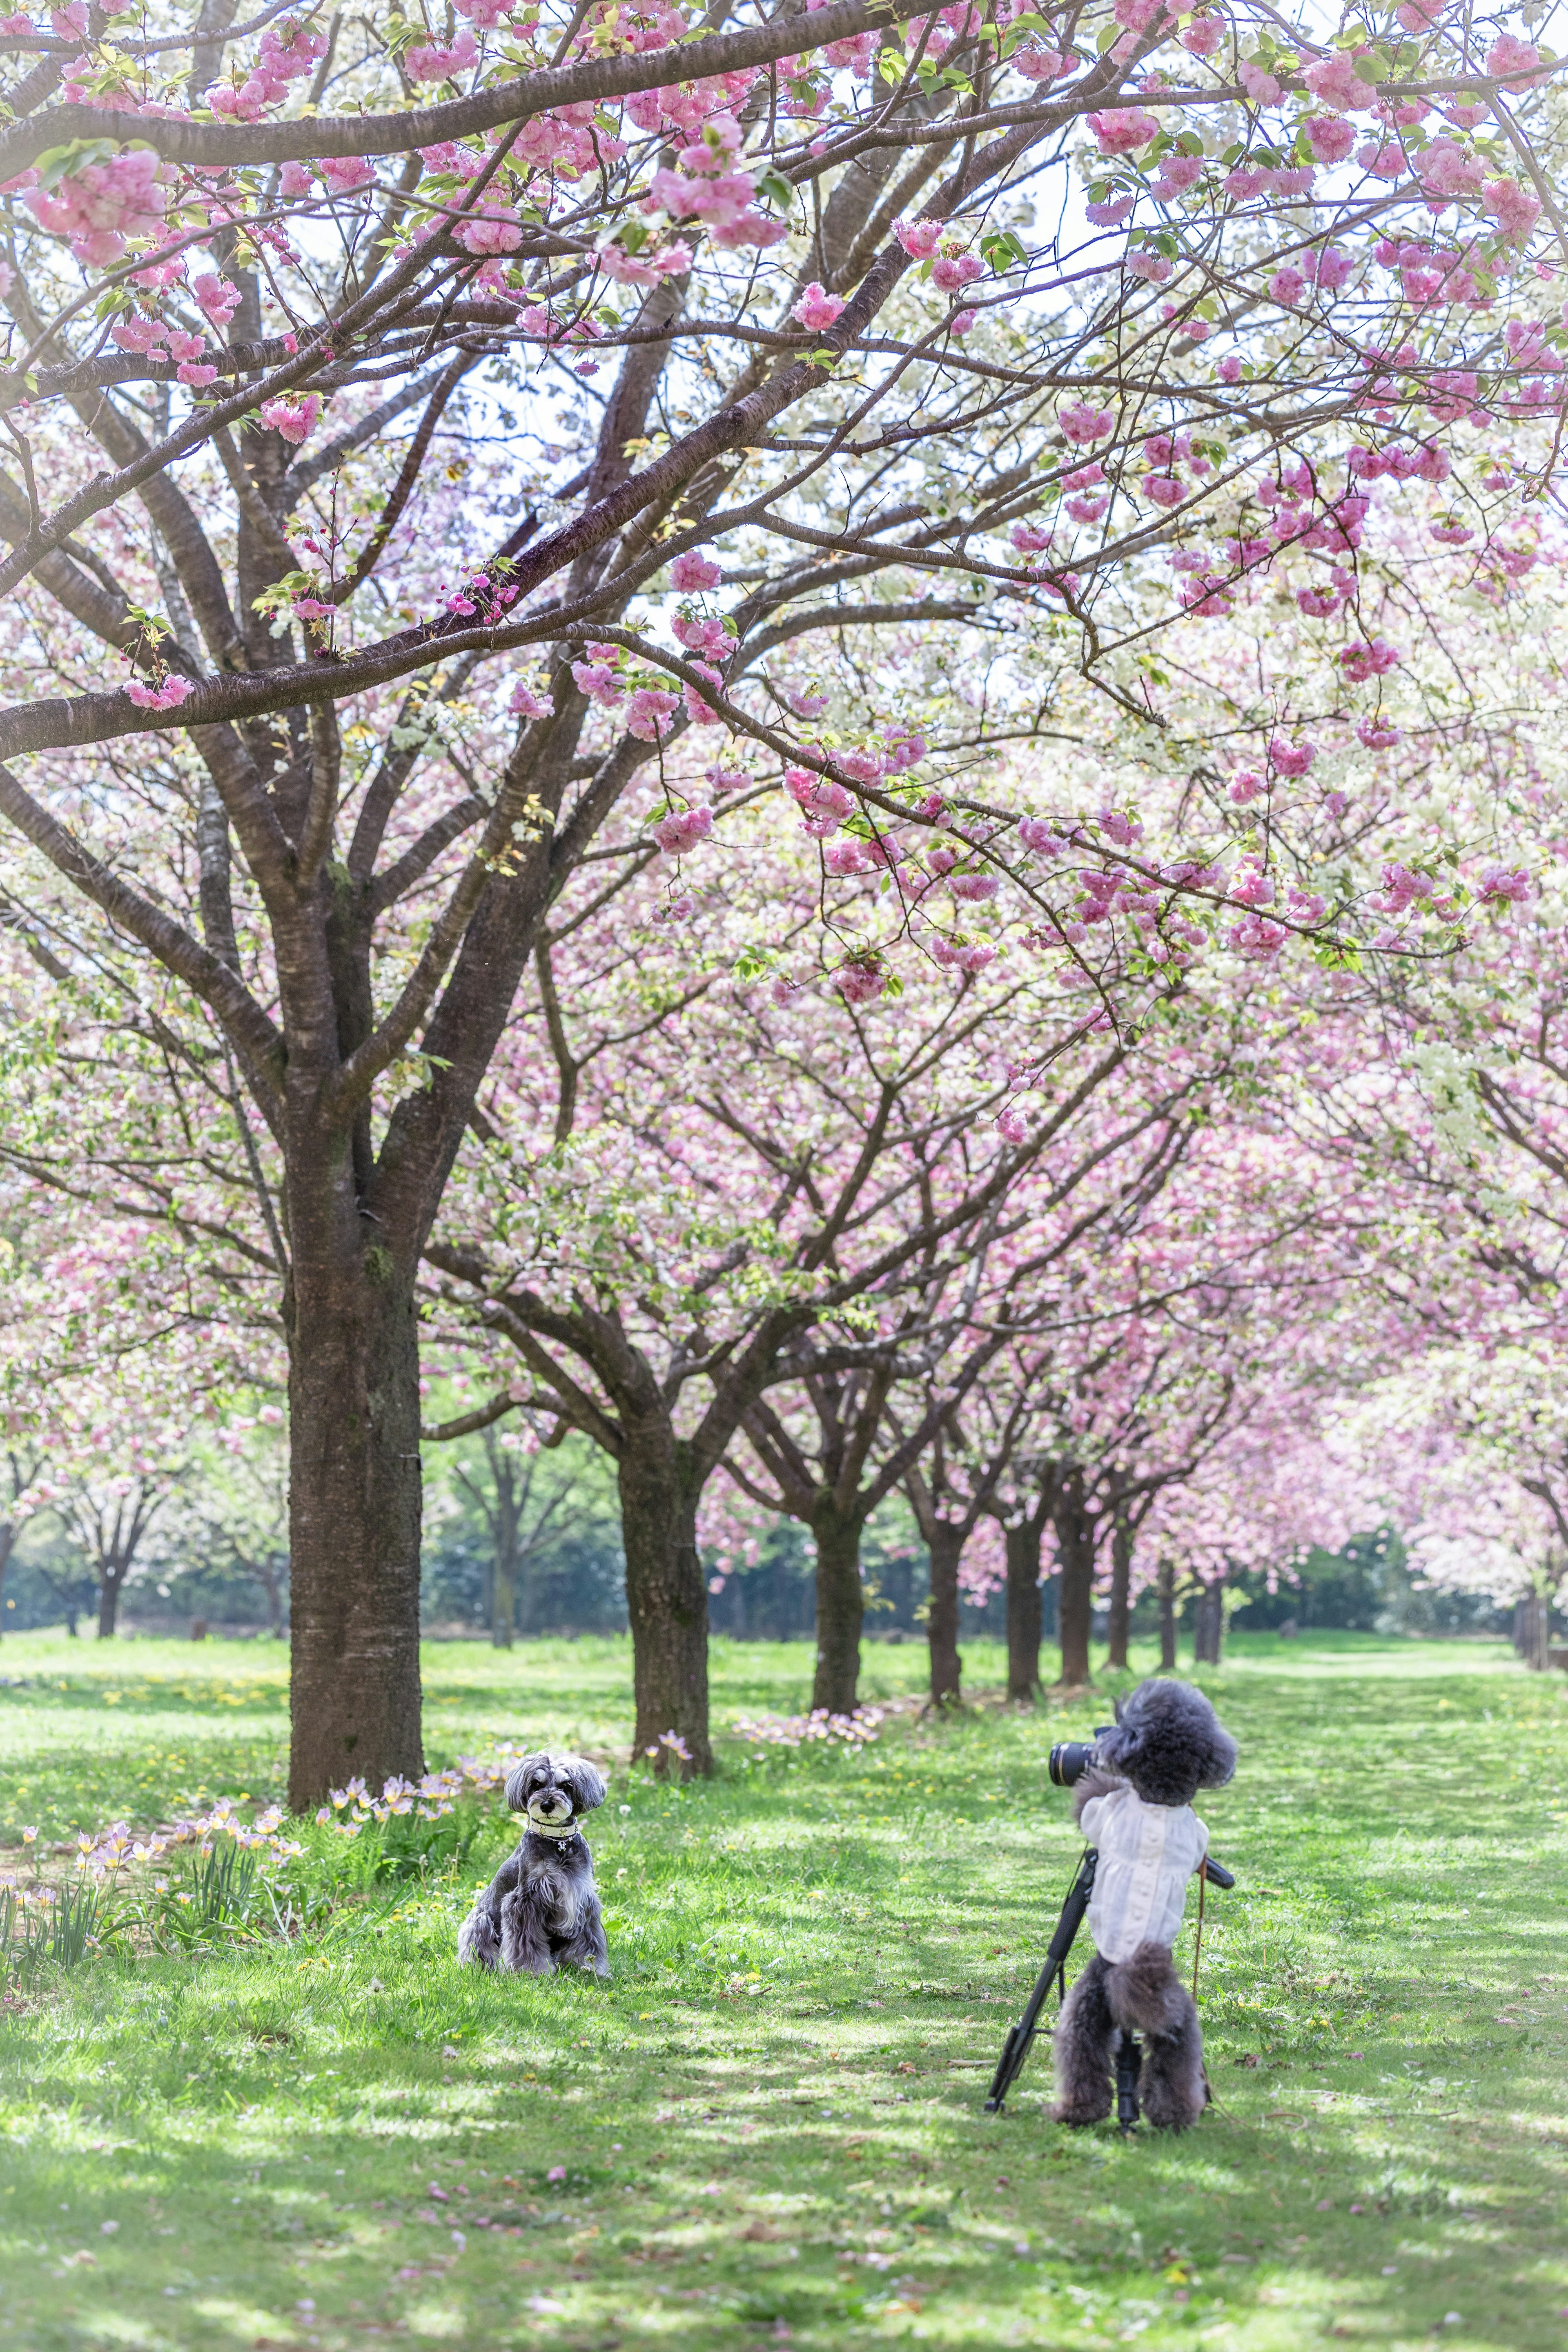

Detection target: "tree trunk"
[1004, 1517, 1043, 1702]
[0, 1523, 13, 1638]
[97, 1575, 120, 1639]
[1192, 1576, 1225, 1666]
[1106, 1511, 1132, 1670]
[1517, 1591, 1550, 1670]
[287, 1257, 426, 1811]
[926, 1521, 965, 1706]
[491, 1551, 516, 1648]
[811, 1502, 864, 1715]
[617, 1422, 712, 1775]
[1158, 1558, 1178, 1671]
[256, 1557, 286, 1638]
[1054, 1470, 1096, 1686]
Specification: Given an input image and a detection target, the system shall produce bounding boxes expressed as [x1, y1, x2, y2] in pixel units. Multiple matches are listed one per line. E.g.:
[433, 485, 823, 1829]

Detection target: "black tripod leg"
[1115, 2031, 1143, 2134]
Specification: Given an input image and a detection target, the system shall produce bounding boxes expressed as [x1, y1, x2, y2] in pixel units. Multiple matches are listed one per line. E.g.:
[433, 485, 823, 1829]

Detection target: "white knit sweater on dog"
[1079, 1782, 1209, 1962]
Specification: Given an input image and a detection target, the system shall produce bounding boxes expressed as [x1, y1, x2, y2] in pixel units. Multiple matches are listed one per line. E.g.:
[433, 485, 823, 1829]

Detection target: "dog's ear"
[504, 1753, 550, 1812]
[1196, 1719, 1238, 1789]
[562, 1757, 607, 1812]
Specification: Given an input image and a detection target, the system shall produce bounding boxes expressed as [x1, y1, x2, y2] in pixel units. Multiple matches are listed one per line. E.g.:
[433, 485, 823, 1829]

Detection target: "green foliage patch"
[0, 1630, 1565, 2350]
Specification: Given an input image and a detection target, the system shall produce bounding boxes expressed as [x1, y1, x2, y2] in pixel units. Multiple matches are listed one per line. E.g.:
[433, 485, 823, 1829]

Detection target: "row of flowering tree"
[0, 0, 1559, 1790]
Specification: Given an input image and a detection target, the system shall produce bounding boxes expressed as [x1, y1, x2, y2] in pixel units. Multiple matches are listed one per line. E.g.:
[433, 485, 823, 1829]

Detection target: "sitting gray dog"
[457, 1751, 610, 1977]
[1053, 1679, 1236, 2131]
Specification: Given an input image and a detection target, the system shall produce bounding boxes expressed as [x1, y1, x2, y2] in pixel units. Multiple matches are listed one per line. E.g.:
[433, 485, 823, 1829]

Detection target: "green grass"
[1, 1627, 1566, 2351]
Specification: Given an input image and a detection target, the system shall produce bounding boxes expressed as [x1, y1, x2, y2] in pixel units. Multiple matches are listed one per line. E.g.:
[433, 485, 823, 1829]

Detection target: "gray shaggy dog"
[457, 1751, 610, 1977]
[1053, 1679, 1236, 2132]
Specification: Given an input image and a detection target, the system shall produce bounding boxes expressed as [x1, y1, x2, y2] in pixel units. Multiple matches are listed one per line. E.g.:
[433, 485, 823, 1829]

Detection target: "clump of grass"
[0, 1878, 123, 1988]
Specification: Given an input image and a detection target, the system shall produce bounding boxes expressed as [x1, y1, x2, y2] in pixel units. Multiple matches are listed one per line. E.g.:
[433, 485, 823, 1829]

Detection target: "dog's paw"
[1051, 2097, 1112, 2128]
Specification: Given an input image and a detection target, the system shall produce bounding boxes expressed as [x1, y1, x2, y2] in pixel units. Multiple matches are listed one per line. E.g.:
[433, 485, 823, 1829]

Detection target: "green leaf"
[732, 944, 777, 983]
[758, 167, 795, 214]
[31, 137, 122, 192]
[980, 226, 1028, 273]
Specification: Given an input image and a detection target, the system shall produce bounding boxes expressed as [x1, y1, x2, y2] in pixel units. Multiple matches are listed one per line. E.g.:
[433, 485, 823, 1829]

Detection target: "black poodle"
[1053, 1679, 1236, 2130]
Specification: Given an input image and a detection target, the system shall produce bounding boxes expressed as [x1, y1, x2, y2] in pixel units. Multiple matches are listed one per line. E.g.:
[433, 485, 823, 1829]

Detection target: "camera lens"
[1048, 1741, 1096, 1786]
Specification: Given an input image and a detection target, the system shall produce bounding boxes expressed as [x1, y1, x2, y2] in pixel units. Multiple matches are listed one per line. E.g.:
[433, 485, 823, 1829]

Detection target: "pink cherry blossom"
[125, 675, 195, 710]
[1486, 33, 1543, 82]
[1011, 44, 1067, 78]
[192, 274, 242, 326]
[1303, 116, 1355, 165]
[260, 394, 323, 446]
[792, 281, 846, 329]
[1303, 50, 1371, 112]
[408, 29, 478, 80]
[653, 805, 714, 855]
[836, 958, 887, 1003]
[670, 551, 722, 592]
[320, 155, 376, 195]
[23, 149, 169, 267]
[1339, 636, 1401, 681]
[456, 207, 523, 256]
[627, 686, 680, 740]
[931, 251, 982, 292]
[1087, 107, 1160, 154]
[1478, 864, 1530, 905]
[1060, 401, 1116, 443]
[894, 218, 943, 260]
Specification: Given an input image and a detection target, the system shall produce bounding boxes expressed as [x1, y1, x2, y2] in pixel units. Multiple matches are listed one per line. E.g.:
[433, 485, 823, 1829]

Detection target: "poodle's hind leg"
[1105, 1943, 1207, 2132]
[1137, 2005, 1207, 2132]
[1051, 1954, 1116, 2126]
[499, 1884, 557, 1975]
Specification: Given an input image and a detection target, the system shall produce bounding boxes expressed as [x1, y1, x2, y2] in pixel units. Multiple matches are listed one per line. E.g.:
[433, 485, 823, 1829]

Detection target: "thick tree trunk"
[1192, 1576, 1225, 1665]
[618, 1422, 712, 1774]
[1004, 1517, 1043, 1702]
[1106, 1511, 1132, 1670]
[811, 1502, 864, 1715]
[1054, 1471, 1096, 1686]
[1158, 1558, 1178, 1671]
[926, 1521, 965, 1707]
[96, 1576, 120, 1639]
[287, 1257, 426, 1811]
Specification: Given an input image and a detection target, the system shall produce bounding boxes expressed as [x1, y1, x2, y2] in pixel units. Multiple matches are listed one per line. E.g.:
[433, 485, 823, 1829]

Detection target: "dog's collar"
[527, 1818, 580, 1841]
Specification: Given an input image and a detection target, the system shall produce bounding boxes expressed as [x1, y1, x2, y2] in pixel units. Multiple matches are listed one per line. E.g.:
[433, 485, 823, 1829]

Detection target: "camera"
[1048, 1727, 1116, 1786]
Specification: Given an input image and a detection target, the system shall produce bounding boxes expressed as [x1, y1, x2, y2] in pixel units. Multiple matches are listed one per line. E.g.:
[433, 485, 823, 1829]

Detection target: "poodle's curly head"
[1095, 1678, 1236, 1808]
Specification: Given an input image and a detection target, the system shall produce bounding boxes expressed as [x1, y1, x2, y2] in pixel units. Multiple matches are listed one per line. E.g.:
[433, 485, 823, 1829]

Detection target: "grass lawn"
[0, 1626, 1566, 2351]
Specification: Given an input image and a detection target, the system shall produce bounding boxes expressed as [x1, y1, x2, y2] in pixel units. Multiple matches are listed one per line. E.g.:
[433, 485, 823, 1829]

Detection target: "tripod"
[984, 1848, 1234, 2128]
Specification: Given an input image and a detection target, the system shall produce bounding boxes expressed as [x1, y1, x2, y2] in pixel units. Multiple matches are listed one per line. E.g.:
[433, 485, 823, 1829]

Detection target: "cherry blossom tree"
[0, 0, 1558, 1797]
